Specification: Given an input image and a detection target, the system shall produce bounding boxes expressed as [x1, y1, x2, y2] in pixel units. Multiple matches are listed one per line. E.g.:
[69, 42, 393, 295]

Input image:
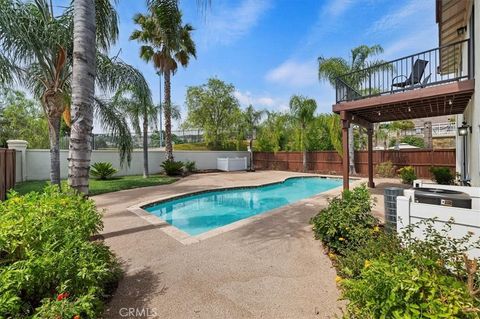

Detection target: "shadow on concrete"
[369, 182, 411, 196]
[234, 206, 316, 244]
[103, 267, 166, 319]
[96, 223, 170, 240]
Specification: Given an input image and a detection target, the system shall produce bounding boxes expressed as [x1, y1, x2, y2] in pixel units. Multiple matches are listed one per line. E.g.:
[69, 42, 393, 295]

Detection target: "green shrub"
[340, 220, 480, 318]
[184, 160, 196, 173]
[398, 166, 416, 184]
[310, 185, 377, 255]
[0, 186, 121, 318]
[336, 230, 401, 279]
[90, 162, 118, 180]
[376, 161, 396, 177]
[401, 135, 425, 148]
[430, 166, 455, 185]
[161, 160, 184, 176]
[342, 255, 478, 318]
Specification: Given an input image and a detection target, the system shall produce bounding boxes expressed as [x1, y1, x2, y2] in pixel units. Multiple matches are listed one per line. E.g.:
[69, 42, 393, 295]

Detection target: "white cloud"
[234, 90, 283, 109]
[368, 0, 432, 35]
[323, 0, 354, 17]
[265, 60, 318, 87]
[203, 0, 271, 45]
[382, 25, 437, 59]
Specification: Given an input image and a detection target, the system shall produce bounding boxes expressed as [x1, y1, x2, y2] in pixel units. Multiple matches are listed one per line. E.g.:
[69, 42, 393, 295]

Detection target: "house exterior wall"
[457, 3, 480, 186]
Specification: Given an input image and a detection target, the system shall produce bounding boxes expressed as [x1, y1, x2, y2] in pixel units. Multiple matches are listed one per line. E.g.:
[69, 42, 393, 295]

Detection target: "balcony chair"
[391, 59, 430, 92]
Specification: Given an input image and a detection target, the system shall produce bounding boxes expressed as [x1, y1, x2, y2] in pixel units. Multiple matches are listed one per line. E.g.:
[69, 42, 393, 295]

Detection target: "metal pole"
[157, 71, 163, 148]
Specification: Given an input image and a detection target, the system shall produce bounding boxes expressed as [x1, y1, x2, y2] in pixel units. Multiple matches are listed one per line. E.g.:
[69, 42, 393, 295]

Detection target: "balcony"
[333, 39, 474, 123]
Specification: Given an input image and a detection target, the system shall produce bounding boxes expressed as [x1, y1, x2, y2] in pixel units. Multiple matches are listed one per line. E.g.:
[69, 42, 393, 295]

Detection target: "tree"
[68, 0, 97, 194]
[256, 111, 291, 152]
[130, 0, 196, 161]
[113, 85, 155, 178]
[0, 0, 144, 188]
[0, 88, 49, 148]
[318, 44, 387, 174]
[386, 120, 415, 149]
[185, 78, 240, 149]
[289, 95, 317, 172]
[306, 114, 342, 152]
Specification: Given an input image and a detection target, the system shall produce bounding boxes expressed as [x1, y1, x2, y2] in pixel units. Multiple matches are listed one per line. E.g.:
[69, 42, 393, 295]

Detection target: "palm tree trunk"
[68, 0, 96, 194]
[47, 114, 61, 186]
[348, 126, 356, 174]
[143, 109, 149, 178]
[302, 126, 307, 172]
[164, 71, 173, 161]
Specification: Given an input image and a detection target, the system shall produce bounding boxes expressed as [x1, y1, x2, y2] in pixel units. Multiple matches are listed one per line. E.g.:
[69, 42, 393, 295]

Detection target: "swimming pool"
[143, 177, 342, 236]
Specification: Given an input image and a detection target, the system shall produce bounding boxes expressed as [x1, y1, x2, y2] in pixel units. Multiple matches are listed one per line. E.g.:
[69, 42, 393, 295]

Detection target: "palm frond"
[96, 53, 151, 103]
[318, 57, 350, 86]
[94, 96, 133, 166]
[94, 0, 119, 51]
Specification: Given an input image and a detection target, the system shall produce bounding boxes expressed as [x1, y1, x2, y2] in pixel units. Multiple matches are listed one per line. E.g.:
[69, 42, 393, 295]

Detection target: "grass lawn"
[13, 174, 178, 196]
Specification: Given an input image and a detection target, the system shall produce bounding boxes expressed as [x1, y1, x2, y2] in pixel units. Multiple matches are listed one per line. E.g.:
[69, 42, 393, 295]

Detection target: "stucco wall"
[23, 150, 249, 181]
[466, 4, 480, 186]
[15, 151, 22, 183]
[457, 4, 480, 186]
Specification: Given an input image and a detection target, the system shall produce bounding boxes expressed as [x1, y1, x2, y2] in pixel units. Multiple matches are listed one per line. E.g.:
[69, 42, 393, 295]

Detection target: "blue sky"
[108, 0, 437, 127]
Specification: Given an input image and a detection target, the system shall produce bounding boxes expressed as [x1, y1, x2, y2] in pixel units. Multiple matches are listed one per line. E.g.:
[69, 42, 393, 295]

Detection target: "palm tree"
[289, 95, 317, 172]
[241, 105, 264, 168]
[318, 45, 387, 174]
[0, 0, 147, 189]
[113, 85, 156, 178]
[130, 0, 196, 161]
[69, 0, 96, 193]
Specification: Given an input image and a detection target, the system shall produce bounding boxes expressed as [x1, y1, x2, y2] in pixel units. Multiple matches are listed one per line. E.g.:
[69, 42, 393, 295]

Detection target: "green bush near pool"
[0, 186, 121, 318]
[311, 185, 480, 318]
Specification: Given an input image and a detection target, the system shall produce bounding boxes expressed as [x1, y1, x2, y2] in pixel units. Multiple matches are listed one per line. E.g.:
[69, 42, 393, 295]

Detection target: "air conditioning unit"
[414, 188, 472, 209]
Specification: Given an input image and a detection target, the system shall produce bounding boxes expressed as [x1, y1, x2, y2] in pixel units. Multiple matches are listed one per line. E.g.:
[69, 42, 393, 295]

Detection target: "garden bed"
[0, 186, 122, 318]
[311, 185, 480, 318]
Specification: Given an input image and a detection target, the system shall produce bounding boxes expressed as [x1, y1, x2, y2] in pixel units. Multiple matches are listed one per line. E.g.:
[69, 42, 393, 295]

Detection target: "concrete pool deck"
[95, 171, 365, 318]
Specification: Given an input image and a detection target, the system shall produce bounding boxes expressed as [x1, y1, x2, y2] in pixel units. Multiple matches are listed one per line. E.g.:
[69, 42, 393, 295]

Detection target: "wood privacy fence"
[0, 149, 16, 200]
[253, 149, 456, 178]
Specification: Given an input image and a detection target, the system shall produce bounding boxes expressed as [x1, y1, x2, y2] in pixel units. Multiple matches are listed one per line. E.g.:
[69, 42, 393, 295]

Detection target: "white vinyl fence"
[396, 184, 480, 258]
[9, 142, 249, 182]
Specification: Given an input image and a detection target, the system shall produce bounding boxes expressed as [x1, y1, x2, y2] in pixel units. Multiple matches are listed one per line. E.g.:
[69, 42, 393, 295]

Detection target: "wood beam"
[367, 125, 375, 189]
[341, 111, 350, 191]
[333, 80, 474, 113]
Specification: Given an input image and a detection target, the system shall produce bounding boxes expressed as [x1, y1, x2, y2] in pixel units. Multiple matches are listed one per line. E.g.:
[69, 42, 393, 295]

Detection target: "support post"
[367, 125, 375, 188]
[7, 140, 28, 182]
[341, 111, 350, 191]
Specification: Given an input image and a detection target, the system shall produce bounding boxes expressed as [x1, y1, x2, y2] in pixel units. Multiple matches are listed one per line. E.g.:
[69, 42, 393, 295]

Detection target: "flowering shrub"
[0, 186, 121, 318]
[342, 256, 478, 318]
[312, 186, 480, 318]
[398, 166, 416, 184]
[310, 184, 377, 254]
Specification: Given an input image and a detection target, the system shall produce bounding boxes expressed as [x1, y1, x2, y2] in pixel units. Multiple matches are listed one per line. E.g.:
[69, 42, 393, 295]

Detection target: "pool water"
[144, 177, 342, 236]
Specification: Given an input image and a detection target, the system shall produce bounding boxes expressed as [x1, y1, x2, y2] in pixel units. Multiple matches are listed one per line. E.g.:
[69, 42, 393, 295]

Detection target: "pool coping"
[127, 174, 365, 245]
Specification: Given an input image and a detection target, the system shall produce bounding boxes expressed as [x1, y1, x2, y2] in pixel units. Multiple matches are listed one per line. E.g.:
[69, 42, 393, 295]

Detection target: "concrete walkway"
[96, 171, 352, 319]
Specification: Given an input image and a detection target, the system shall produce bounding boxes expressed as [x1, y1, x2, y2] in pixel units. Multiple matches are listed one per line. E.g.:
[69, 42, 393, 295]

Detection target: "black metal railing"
[335, 39, 471, 103]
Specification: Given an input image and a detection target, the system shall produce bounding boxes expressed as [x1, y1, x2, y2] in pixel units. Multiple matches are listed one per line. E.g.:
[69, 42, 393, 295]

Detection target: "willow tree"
[0, 0, 148, 190]
[289, 95, 317, 172]
[130, 0, 196, 161]
[318, 45, 387, 174]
